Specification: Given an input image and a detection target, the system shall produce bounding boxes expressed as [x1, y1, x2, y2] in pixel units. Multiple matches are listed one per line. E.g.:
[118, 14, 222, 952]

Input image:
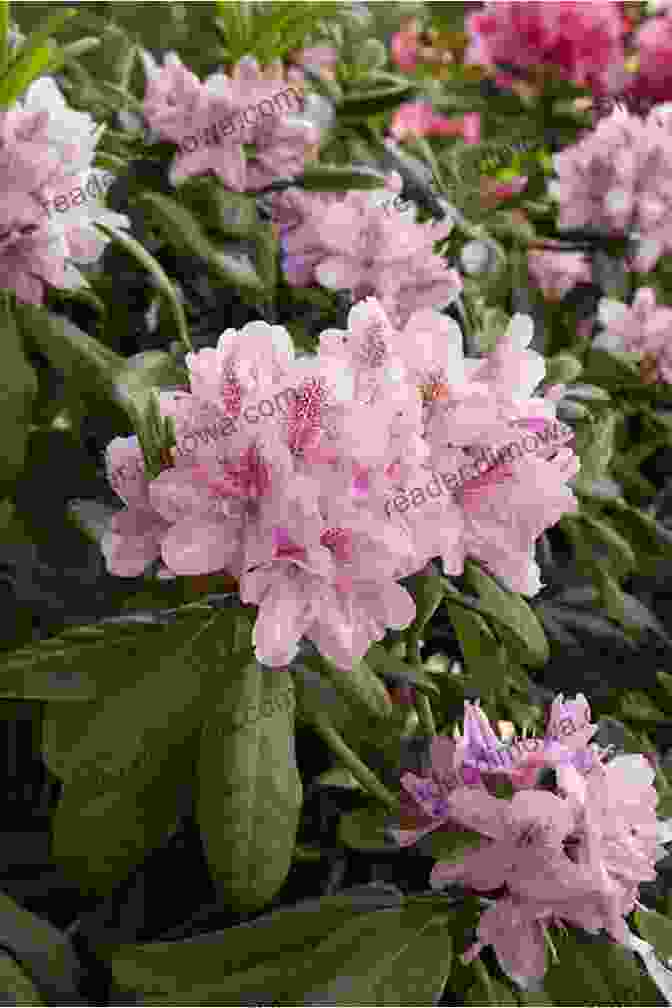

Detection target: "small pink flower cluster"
[396, 695, 670, 987]
[0, 77, 127, 305]
[466, 1, 627, 96]
[389, 101, 481, 145]
[527, 249, 592, 302]
[102, 299, 579, 670]
[271, 171, 463, 329]
[550, 105, 672, 271]
[141, 52, 319, 191]
[596, 288, 672, 385]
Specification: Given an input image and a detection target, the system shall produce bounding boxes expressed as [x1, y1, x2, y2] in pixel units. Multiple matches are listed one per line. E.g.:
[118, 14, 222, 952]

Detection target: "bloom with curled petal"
[595, 288, 672, 384]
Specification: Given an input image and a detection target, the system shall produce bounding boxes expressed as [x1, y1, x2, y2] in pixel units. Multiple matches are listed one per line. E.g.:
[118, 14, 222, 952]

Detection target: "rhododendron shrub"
[4, 3, 672, 1004]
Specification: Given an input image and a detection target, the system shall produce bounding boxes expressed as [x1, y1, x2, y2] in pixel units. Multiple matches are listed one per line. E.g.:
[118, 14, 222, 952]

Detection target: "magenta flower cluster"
[465, 1, 627, 96]
[102, 299, 579, 670]
[396, 695, 671, 988]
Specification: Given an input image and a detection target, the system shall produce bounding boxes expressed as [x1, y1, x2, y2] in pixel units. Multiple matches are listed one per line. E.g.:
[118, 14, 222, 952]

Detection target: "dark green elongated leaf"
[573, 411, 616, 483]
[338, 83, 415, 118]
[542, 931, 612, 1005]
[579, 936, 655, 1006]
[578, 513, 637, 573]
[619, 689, 666, 724]
[463, 561, 550, 667]
[177, 180, 258, 238]
[0, 890, 83, 1004]
[428, 827, 485, 863]
[134, 191, 216, 261]
[364, 643, 440, 696]
[0, 8, 77, 105]
[49, 607, 231, 788]
[284, 904, 439, 1005]
[0, 952, 44, 1005]
[117, 351, 188, 395]
[443, 600, 508, 695]
[196, 660, 302, 911]
[466, 976, 517, 1005]
[0, 1, 8, 76]
[94, 223, 192, 350]
[50, 608, 236, 893]
[0, 294, 37, 491]
[582, 347, 641, 393]
[254, 217, 277, 291]
[338, 803, 396, 851]
[595, 567, 671, 640]
[369, 915, 453, 1006]
[635, 908, 672, 963]
[406, 572, 445, 634]
[544, 354, 583, 385]
[304, 651, 394, 723]
[103, 885, 404, 994]
[3, 608, 208, 709]
[295, 164, 388, 192]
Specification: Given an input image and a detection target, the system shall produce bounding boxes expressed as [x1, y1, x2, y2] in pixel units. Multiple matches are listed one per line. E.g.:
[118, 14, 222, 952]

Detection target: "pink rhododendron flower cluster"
[271, 172, 463, 328]
[140, 51, 319, 190]
[527, 249, 592, 301]
[102, 299, 579, 669]
[550, 105, 672, 271]
[596, 288, 672, 385]
[390, 101, 481, 145]
[465, 1, 627, 96]
[396, 696, 672, 987]
[0, 76, 128, 305]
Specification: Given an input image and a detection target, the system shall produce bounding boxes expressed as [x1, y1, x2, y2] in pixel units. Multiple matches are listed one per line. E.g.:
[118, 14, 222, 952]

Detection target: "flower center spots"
[272, 526, 307, 564]
[220, 368, 242, 419]
[286, 377, 329, 456]
[320, 526, 354, 562]
[357, 318, 388, 368]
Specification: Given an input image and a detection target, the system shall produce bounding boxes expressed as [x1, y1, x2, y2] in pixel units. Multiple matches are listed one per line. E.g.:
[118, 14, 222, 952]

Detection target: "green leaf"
[0, 1, 9, 75]
[338, 803, 396, 851]
[542, 931, 612, 1005]
[463, 561, 550, 667]
[295, 164, 388, 192]
[0, 889, 83, 1004]
[573, 411, 617, 483]
[50, 607, 235, 894]
[545, 353, 583, 386]
[338, 83, 415, 118]
[0, 293, 37, 491]
[304, 651, 393, 724]
[578, 513, 637, 574]
[619, 690, 666, 724]
[103, 886, 405, 996]
[0, 952, 45, 1005]
[283, 904, 440, 1005]
[405, 572, 445, 634]
[443, 599, 508, 697]
[0, 8, 78, 105]
[636, 908, 672, 963]
[582, 347, 641, 394]
[196, 660, 302, 911]
[428, 827, 484, 863]
[177, 181, 258, 238]
[369, 915, 453, 1006]
[364, 643, 440, 697]
[94, 223, 192, 351]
